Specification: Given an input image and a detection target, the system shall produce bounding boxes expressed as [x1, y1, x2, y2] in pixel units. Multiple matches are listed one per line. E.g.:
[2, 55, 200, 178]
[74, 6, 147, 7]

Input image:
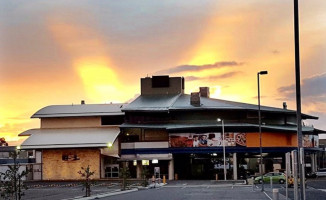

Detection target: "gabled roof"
[32, 103, 127, 118]
[123, 94, 317, 119]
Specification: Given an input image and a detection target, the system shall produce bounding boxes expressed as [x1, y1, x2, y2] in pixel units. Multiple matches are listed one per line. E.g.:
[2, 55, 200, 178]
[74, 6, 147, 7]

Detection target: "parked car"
[316, 168, 326, 177]
[254, 172, 286, 184]
[306, 171, 316, 178]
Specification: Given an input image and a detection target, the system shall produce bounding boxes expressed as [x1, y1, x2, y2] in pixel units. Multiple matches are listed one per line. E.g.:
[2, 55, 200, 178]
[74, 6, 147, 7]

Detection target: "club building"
[19, 76, 325, 180]
[19, 103, 126, 180]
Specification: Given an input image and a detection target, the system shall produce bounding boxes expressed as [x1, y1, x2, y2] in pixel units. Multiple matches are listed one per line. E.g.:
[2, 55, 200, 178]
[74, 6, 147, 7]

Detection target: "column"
[136, 161, 142, 179]
[310, 154, 316, 172]
[233, 153, 237, 180]
[314, 153, 318, 171]
[168, 159, 174, 180]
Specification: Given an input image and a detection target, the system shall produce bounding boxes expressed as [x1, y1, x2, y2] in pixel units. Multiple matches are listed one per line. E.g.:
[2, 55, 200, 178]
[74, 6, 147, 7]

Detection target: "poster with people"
[169, 132, 246, 147]
[303, 135, 319, 147]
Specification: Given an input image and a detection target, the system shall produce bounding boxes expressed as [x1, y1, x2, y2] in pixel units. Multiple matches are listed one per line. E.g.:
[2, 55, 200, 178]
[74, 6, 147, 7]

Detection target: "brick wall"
[42, 148, 100, 180]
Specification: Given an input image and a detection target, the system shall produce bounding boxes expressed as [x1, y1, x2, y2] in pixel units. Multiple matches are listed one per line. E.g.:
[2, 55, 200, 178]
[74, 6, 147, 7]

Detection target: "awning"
[20, 127, 120, 150]
[120, 123, 324, 134]
[118, 153, 173, 161]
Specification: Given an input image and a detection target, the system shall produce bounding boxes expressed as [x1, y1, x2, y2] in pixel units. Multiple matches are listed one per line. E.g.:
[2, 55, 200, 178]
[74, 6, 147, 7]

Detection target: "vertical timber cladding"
[42, 149, 100, 180]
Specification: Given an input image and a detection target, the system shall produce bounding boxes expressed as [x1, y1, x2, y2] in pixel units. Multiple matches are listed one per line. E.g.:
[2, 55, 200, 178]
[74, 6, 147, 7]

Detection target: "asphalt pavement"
[14, 178, 326, 200]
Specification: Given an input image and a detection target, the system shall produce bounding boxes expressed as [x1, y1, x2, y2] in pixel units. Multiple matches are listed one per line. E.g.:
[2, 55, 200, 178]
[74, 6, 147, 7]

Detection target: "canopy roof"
[32, 104, 127, 118]
[120, 122, 325, 135]
[20, 127, 120, 150]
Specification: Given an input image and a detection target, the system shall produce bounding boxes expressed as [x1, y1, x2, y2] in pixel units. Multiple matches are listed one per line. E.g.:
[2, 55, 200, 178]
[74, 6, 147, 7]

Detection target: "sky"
[0, 0, 325, 146]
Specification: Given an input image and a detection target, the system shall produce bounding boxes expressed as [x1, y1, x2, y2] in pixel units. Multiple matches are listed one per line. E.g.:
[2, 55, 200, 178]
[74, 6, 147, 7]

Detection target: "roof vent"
[81, 100, 85, 105]
[199, 87, 210, 98]
[283, 102, 287, 109]
[190, 92, 200, 106]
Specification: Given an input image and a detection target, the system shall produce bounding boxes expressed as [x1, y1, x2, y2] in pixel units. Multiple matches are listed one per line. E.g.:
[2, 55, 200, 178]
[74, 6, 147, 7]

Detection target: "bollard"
[270, 176, 273, 190]
[163, 175, 166, 184]
[273, 189, 279, 200]
[216, 174, 218, 181]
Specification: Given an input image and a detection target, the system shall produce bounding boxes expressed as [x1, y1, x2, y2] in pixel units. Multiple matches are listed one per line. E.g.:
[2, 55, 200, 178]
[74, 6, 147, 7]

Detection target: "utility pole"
[293, 0, 305, 199]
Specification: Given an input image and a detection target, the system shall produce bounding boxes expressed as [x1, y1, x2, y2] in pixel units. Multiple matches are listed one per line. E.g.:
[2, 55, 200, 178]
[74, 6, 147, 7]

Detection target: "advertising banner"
[169, 132, 246, 147]
[303, 135, 319, 148]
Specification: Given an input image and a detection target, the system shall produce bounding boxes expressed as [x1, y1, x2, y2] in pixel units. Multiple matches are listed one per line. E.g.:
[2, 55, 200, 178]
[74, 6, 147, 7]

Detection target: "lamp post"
[217, 118, 226, 181]
[257, 70, 268, 192]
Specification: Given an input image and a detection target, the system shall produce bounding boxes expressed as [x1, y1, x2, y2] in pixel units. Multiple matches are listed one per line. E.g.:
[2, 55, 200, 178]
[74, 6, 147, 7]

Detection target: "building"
[119, 76, 325, 180]
[19, 75, 325, 181]
[19, 103, 126, 180]
[0, 146, 34, 181]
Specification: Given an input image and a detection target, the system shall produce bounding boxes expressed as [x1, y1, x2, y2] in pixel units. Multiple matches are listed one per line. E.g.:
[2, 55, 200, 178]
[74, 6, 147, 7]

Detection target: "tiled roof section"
[32, 103, 127, 118]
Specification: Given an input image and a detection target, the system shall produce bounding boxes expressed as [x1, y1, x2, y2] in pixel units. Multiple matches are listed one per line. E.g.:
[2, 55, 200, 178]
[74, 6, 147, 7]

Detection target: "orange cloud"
[48, 18, 134, 103]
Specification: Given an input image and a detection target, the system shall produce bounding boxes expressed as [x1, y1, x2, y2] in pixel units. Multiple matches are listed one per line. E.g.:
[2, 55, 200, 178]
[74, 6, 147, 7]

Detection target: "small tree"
[0, 151, 28, 200]
[0, 137, 8, 146]
[78, 165, 95, 197]
[141, 166, 150, 187]
[119, 167, 130, 190]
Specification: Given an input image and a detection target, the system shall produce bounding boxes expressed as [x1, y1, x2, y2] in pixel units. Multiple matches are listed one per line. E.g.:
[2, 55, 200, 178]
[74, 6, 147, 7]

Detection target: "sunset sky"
[1, 0, 326, 145]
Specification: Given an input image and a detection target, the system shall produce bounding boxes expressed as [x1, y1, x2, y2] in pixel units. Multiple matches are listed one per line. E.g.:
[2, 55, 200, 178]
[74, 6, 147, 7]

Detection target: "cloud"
[185, 71, 242, 82]
[278, 72, 326, 101]
[155, 61, 243, 75]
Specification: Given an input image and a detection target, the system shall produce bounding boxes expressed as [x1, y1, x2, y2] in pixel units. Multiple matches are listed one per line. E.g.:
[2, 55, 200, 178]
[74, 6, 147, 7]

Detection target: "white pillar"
[168, 159, 174, 180]
[136, 162, 142, 179]
[314, 153, 318, 172]
[233, 153, 237, 180]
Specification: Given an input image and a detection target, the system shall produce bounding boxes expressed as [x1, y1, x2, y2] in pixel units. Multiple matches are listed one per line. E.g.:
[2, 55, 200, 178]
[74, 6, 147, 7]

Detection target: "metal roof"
[123, 94, 317, 119]
[32, 103, 127, 118]
[122, 95, 179, 112]
[20, 127, 120, 150]
[120, 123, 325, 134]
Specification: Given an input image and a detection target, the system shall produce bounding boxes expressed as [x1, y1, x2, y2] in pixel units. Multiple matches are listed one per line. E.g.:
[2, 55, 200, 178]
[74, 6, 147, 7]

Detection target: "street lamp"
[217, 118, 226, 181]
[257, 70, 268, 191]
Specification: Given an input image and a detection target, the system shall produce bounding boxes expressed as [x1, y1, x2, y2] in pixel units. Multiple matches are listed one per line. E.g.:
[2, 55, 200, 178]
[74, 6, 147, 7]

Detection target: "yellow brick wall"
[41, 117, 101, 128]
[42, 149, 100, 180]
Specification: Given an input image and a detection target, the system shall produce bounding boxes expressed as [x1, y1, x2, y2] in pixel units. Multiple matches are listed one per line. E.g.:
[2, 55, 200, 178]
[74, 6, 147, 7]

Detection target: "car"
[316, 168, 326, 177]
[254, 172, 286, 184]
[306, 171, 316, 178]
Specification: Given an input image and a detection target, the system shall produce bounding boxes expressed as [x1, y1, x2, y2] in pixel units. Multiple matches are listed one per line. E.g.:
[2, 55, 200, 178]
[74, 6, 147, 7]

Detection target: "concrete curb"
[72, 188, 138, 200]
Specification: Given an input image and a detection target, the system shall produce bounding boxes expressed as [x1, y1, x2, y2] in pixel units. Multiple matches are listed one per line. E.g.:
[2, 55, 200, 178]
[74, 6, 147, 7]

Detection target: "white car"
[316, 168, 326, 177]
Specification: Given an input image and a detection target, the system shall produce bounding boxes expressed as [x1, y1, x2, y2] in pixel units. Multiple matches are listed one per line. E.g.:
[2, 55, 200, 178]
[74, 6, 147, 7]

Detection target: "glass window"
[105, 164, 119, 178]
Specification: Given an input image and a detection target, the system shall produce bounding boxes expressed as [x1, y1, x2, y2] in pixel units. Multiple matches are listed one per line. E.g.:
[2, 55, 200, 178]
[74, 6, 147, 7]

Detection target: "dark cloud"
[155, 61, 243, 75]
[277, 72, 326, 102]
[185, 71, 242, 82]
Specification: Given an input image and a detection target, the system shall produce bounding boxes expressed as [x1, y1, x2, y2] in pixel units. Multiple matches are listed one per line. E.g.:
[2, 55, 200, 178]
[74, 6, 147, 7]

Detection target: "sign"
[169, 132, 246, 148]
[154, 167, 160, 174]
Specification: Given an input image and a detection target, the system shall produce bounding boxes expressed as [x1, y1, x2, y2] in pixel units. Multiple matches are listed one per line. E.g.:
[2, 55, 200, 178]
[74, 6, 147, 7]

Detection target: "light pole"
[257, 70, 268, 191]
[217, 118, 226, 181]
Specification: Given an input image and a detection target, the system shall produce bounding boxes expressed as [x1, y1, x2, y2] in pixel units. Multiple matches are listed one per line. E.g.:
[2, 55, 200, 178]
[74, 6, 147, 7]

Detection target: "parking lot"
[11, 177, 326, 200]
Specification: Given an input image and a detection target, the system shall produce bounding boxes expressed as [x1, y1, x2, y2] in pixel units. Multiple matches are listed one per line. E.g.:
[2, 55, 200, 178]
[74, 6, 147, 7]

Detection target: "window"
[152, 76, 169, 88]
[62, 153, 80, 161]
[105, 164, 119, 178]
[101, 115, 124, 125]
